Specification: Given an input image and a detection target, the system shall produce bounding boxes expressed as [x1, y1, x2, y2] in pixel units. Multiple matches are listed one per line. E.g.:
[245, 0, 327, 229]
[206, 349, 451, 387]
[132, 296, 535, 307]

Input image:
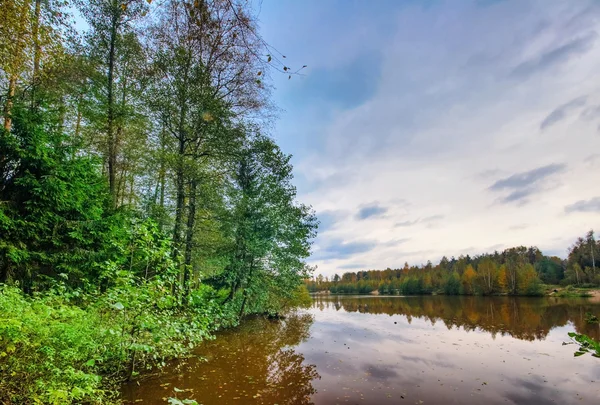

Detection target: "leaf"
[267, 55, 272, 62]
[85, 359, 96, 367]
[257, 71, 262, 76]
[112, 302, 124, 310]
[574, 351, 586, 357]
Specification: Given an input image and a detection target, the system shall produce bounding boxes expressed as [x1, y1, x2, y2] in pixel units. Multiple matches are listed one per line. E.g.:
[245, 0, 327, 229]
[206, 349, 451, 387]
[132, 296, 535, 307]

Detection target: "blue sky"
[256, 0, 600, 277]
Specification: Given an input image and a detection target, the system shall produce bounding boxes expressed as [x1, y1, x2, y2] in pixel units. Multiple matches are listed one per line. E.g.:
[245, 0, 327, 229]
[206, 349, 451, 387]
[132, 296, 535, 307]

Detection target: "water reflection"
[123, 296, 600, 405]
[304, 295, 600, 405]
[122, 313, 319, 405]
[313, 295, 600, 341]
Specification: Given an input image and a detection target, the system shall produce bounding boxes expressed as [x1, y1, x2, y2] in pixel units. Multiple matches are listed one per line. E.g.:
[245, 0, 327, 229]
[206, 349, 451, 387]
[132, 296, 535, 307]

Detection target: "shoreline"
[310, 288, 600, 300]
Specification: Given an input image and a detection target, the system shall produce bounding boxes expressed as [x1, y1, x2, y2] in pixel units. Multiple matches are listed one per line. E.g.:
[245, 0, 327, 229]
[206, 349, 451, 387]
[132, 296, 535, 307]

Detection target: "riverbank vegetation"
[0, 1, 316, 403]
[306, 231, 600, 296]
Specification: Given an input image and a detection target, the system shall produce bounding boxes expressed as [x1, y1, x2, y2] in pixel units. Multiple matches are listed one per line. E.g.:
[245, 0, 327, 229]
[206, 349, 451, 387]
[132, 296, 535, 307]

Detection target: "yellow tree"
[461, 264, 477, 295]
[497, 265, 508, 293]
[422, 273, 432, 293]
[518, 263, 542, 295]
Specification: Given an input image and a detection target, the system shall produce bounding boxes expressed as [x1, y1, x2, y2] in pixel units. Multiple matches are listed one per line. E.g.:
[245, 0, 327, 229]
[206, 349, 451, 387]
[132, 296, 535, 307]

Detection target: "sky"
[255, 0, 600, 277]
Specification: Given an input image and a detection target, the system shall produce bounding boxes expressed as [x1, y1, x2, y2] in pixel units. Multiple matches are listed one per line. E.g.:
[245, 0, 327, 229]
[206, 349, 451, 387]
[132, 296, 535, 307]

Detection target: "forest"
[0, 0, 316, 403]
[306, 231, 600, 296]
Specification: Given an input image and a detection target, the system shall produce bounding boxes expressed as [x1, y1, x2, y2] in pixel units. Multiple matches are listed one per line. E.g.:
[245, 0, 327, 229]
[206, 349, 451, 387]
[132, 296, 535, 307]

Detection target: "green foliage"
[0, 1, 315, 403]
[444, 272, 461, 295]
[585, 312, 599, 324]
[167, 398, 199, 405]
[221, 135, 317, 318]
[306, 239, 599, 297]
[535, 257, 564, 284]
[0, 107, 115, 289]
[0, 281, 239, 404]
[554, 285, 593, 298]
[567, 332, 600, 358]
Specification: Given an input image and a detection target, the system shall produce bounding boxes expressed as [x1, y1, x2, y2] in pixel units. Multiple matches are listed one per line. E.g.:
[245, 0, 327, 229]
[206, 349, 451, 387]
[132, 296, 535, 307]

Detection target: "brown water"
[122, 295, 600, 405]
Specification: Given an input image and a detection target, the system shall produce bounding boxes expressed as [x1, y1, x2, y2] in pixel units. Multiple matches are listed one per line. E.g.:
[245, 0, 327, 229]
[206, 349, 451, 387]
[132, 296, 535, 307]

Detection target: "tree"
[444, 271, 461, 295]
[146, 0, 269, 280]
[78, 0, 149, 205]
[477, 258, 497, 295]
[1, 0, 32, 131]
[223, 135, 316, 316]
[461, 264, 477, 295]
[535, 257, 564, 284]
[497, 264, 508, 293]
[566, 230, 600, 285]
[518, 263, 542, 296]
[0, 106, 114, 289]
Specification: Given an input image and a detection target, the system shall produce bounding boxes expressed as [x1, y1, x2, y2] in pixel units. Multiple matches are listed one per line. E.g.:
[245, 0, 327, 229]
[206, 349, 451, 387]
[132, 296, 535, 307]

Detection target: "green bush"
[0, 281, 239, 404]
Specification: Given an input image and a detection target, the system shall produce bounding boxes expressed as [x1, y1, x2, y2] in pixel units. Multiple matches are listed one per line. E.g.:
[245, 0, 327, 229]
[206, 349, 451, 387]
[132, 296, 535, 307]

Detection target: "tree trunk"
[183, 180, 197, 297]
[159, 129, 166, 208]
[31, 0, 42, 108]
[3, 75, 17, 131]
[107, 11, 118, 207]
[172, 144, 185, 253]
[239, 290, 248, 319]
[74, 93, 83, 138]
[3, 1, 30, 131]
[0, 263, 8, 284]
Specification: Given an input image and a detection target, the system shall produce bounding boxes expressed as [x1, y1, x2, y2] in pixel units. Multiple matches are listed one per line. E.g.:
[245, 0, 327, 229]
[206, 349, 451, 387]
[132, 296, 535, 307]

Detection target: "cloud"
[293, 51, 382, 109]
[395, 215, 444, 228]
[312, 238, 378, 261]
[540, 96, 587, 130]
[395, 219, 418, 227]
[489, 164, 565, 190]
[565, 197, 600, 213]
[317, 210, 346, 233]
[488, 163, 566, 204]
[362, 364, 399, 380]
[382, 238, 411, 247]
[338, 263, 368, 269]
[584, 154, 600, 166]
[580, 105, 600, 121]
[510, 33, 598, 79]
[356, 203, 388, 220]
[261, 0, 600, 276]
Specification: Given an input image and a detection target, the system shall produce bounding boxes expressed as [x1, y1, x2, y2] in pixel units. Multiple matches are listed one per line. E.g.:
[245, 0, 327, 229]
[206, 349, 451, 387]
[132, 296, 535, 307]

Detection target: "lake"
[122, 295, 600, 404]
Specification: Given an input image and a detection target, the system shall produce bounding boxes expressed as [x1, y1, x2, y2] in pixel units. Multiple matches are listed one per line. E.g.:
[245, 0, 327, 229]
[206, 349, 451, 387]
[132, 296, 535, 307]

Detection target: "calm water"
[122, 295, 600, 404]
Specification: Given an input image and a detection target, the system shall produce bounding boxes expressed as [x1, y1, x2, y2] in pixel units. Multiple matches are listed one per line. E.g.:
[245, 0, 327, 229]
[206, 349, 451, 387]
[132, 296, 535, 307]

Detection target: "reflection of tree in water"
[199, 313, 319, 404]
[314, 296, 600, 341]
[262, 314, 320, 404]
[123, 313, 319, 404]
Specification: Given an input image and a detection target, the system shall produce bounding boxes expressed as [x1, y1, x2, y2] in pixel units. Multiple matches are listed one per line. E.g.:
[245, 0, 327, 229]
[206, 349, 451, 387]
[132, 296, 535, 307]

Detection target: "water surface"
[123, 295, 600, 404]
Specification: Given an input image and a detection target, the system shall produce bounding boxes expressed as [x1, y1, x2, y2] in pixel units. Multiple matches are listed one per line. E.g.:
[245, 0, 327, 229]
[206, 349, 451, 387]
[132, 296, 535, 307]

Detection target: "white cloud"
[263, 0, 600, 276]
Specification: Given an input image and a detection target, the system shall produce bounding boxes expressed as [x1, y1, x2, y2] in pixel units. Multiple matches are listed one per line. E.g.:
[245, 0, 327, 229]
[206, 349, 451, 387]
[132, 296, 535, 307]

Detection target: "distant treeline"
[312, 295, 600, 341]
[305, 231, 600, 296]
